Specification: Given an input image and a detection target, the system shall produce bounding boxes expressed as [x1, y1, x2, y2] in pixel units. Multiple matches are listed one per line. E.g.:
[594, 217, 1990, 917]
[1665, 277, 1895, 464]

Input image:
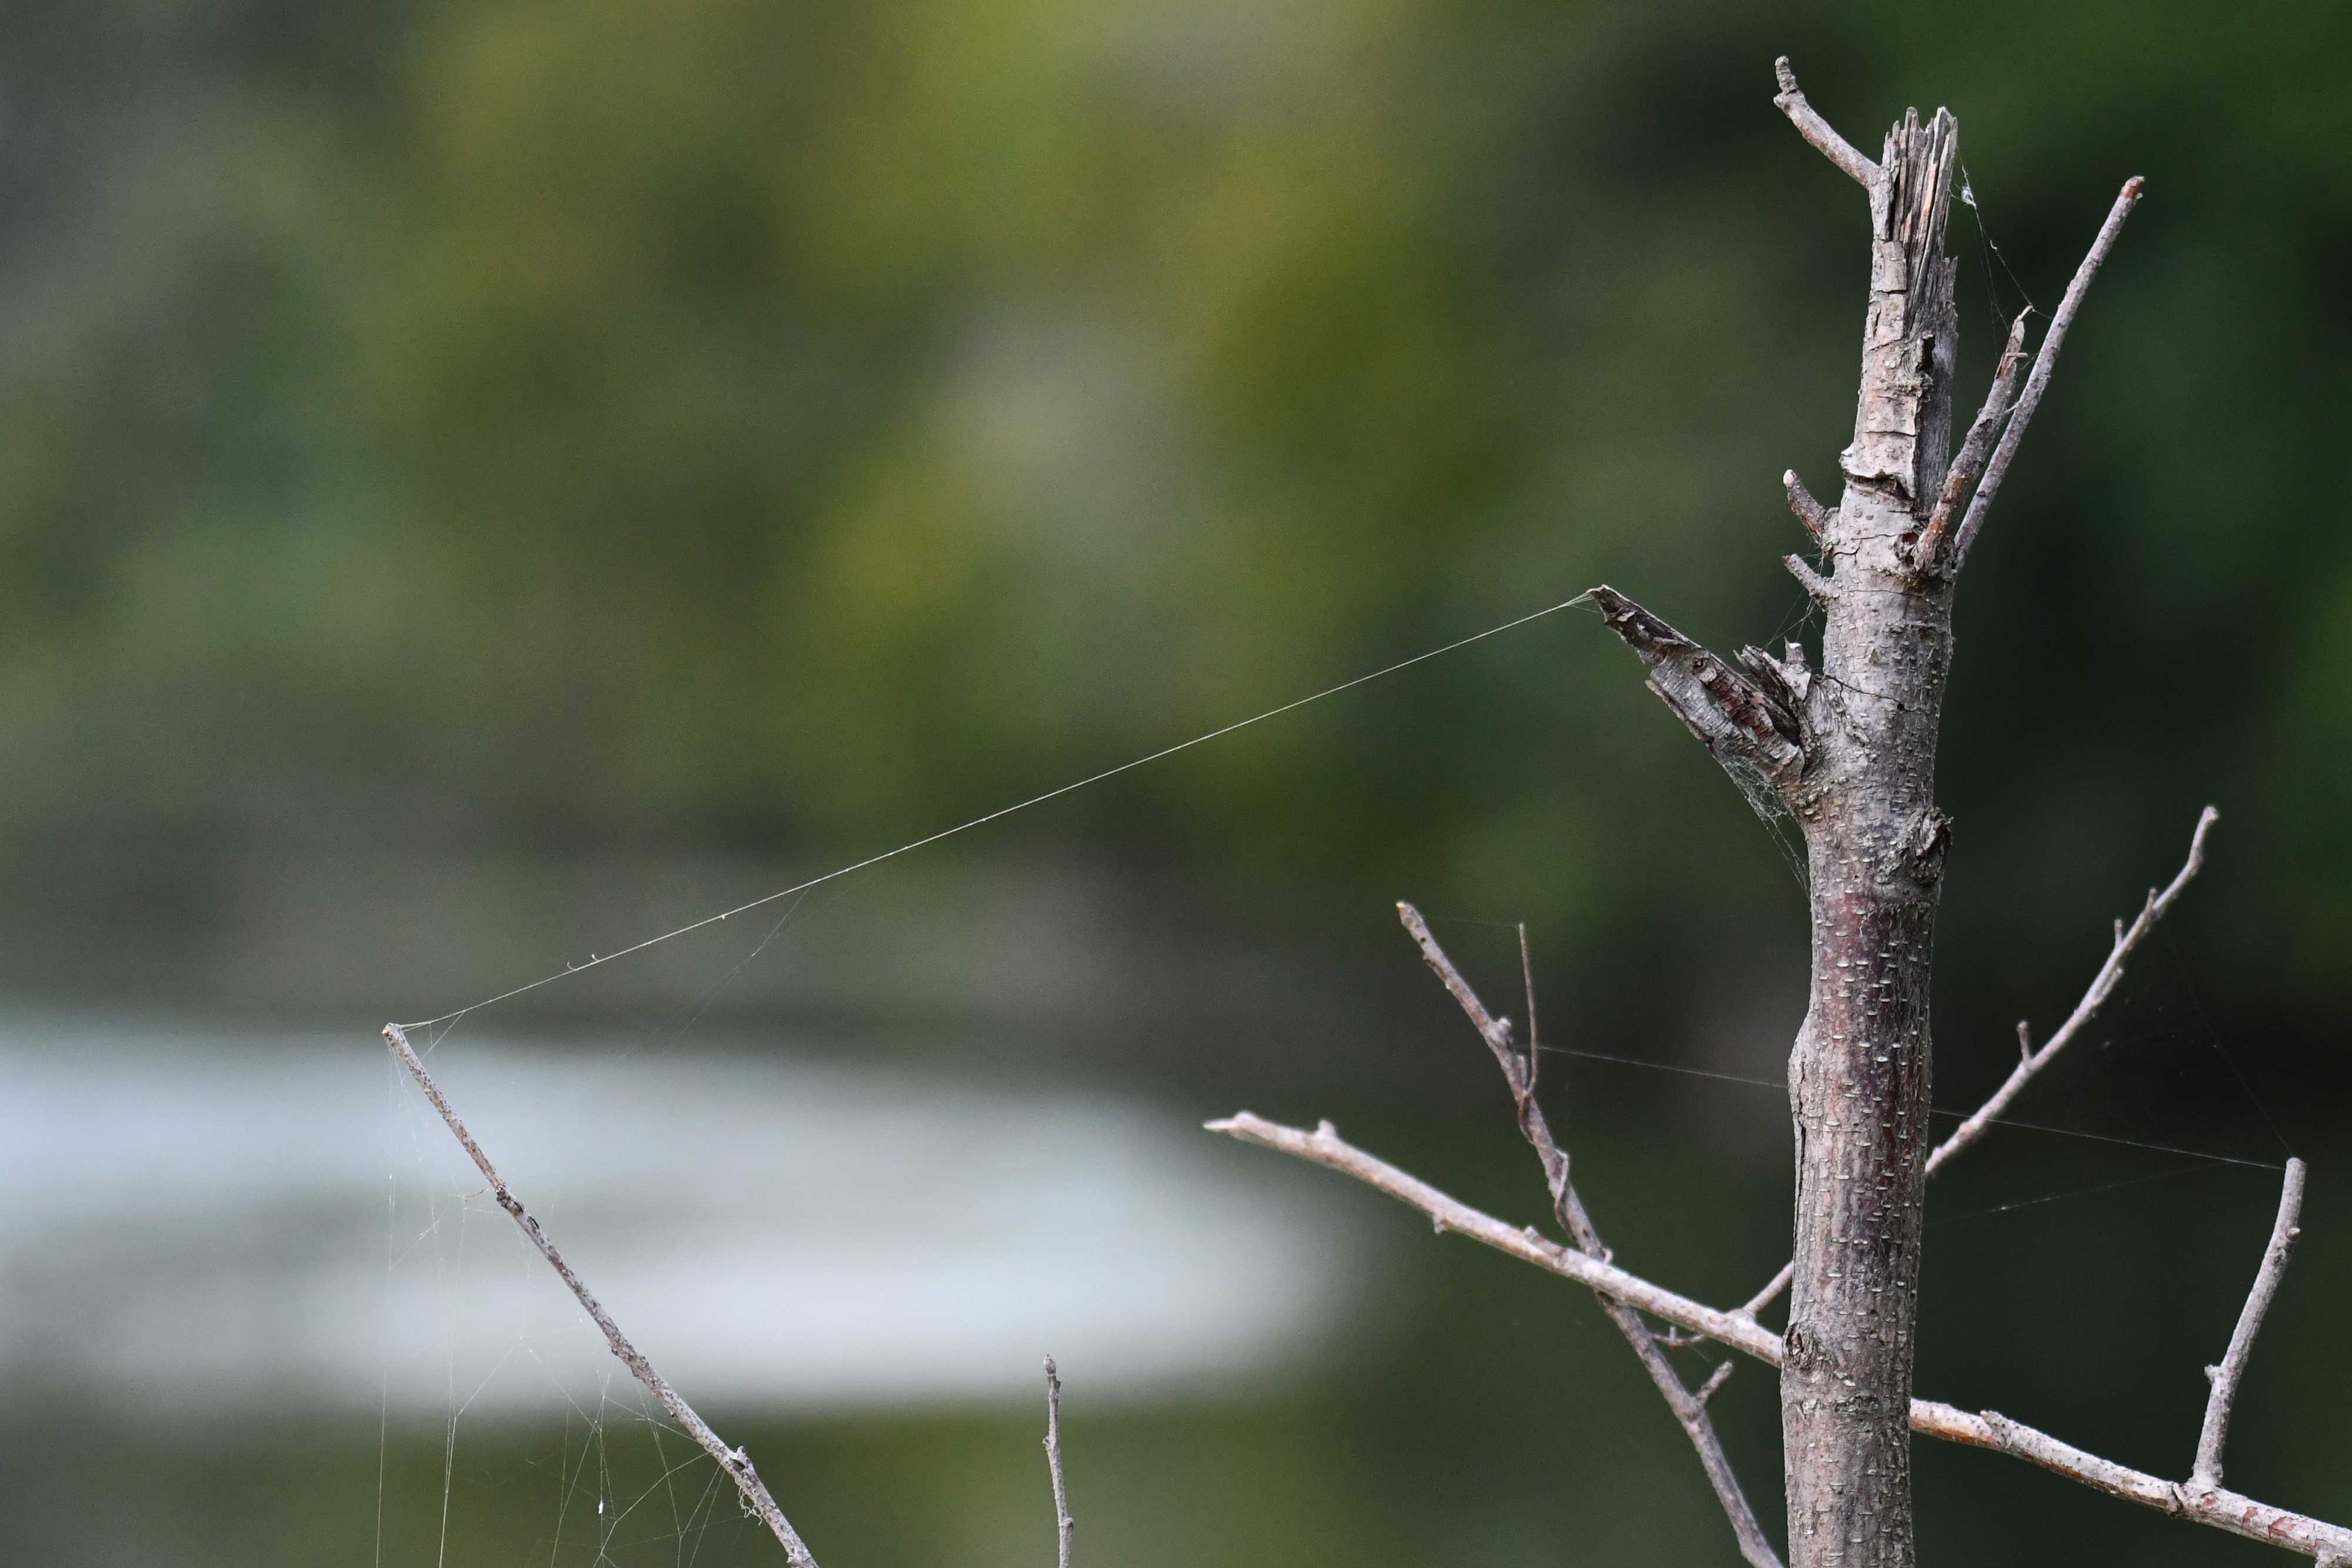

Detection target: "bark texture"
[1777, 106, 1959, 1568]
[1597, 98, 1966, 1568]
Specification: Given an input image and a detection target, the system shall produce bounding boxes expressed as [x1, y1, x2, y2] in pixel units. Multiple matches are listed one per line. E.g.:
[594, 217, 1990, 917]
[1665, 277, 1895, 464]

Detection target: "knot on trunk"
[1883, 807, 1952, 885]
[1785, 1319, 1838, 1377]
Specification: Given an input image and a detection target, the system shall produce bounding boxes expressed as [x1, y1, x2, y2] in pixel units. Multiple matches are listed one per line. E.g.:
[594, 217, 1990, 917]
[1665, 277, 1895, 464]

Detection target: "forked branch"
[1398, 904, 1782, 1567]
[383, 1024, 821, 1568]
[1739, 805, 2223, 1324]
[1210, 1112, 2352, 1563]
[2194, 1158, 2307, 1492]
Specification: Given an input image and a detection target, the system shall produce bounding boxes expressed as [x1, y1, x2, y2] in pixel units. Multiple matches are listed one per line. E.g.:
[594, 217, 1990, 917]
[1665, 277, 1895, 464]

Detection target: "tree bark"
[1594, 97, 1966, 1568]
[1777, 105, 1959, 1568]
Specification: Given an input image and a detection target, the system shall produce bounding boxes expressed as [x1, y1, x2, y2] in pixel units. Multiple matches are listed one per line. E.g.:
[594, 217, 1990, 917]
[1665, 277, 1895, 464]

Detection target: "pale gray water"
[0, 1023, 1377, 1421]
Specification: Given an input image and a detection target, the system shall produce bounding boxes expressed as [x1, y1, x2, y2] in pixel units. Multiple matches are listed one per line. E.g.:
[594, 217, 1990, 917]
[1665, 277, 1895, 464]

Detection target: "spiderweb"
[376, 1045, 769, 1568]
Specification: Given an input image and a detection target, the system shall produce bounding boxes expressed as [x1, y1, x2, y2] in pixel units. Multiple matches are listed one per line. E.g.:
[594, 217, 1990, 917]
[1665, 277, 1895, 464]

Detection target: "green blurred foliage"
[7, 0, 2351, 1012]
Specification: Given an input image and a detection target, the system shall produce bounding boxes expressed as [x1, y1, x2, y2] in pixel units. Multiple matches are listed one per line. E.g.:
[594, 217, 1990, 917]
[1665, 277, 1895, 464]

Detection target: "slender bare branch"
[1952, 176, 2146, 566]
[1396, 905, 1783, 1567]
[1736, 1262, 1794, 1323]
[2193, 1158, 2308, 1490]
[1207, 1112, 1782, 1360]
[1772, 57, 1877, 188]
[1927, 805, 2218, 1176]
[1210, 1111, 2352, 1563]
[383, 1024, 821, 1568]
[1783, 469, 1835, 546]
[1914, 312, 2032, 573]
[1044, 1356, 1075, 1568]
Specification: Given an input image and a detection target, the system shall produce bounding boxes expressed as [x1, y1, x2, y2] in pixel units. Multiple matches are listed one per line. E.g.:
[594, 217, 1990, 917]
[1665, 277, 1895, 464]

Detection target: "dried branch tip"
[2192, 1156, 2307, 1491]
[1914, 311, 2033, 574]
[1783, 469, 1835, 544]
[1044, 1355, 1075, 1568]
[1951, 175, 2146, 567]
[1772, 56, 1879, 188]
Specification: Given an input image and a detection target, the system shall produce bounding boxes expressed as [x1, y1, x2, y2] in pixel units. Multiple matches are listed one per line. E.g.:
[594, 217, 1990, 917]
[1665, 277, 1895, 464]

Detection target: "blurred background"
[2, 1, 2348, 1563]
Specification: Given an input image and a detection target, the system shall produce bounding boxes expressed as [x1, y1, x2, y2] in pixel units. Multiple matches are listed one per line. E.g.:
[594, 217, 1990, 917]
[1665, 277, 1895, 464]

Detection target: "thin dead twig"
[1044, 1356, 1075, 1568]
[1210, 1111, 2352, 1563]
[1952, 176, 2146, 566]
[1927, 804, 2218, 1176]
[1915, 312, 2032, 573]
[1396, 905, 1783, 1568]
[383, 1024, 820, 1568]
[1783, 469, 1835, 547]
[2193, 1158, 2307, 1491]
[1772, 57, 1877, 187]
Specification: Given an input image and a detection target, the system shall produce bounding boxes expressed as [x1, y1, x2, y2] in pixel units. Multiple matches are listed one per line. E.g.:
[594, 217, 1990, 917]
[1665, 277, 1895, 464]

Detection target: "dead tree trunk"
[1220, 67, 2351, 1568]
[1589, 67, 2127, 1567]
[1770, 103, 1956, 1568]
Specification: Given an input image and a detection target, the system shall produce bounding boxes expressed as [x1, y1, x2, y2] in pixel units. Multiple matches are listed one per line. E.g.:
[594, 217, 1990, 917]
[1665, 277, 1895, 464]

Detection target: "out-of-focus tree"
[1, 0, 2349, 1011]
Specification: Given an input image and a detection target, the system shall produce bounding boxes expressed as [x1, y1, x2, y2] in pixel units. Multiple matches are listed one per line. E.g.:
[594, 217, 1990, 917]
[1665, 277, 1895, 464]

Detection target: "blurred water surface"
[0, 1023, 1372, 1421]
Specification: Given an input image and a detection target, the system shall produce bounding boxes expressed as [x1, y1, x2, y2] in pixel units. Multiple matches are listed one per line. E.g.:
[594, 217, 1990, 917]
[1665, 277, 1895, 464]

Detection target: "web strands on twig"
[375, 1061, 758, 1567]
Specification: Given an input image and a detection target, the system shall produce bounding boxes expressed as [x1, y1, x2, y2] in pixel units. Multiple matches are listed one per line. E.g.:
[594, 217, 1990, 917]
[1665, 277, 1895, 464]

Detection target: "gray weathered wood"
[2193, 1158, 2307, 1491]
[1598, 81, 1964, 1567]
[1209, 1112, 2352, 1563]
[1585, 61, 2151, 1565]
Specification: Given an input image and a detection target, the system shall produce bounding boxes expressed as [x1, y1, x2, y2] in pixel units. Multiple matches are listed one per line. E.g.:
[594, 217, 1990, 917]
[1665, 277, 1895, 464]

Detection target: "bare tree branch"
[1206, 1112, 1782, 1359]
[1783, 469, 1835, 546]
[383, 1024, 821, 1568]
[1952, 176, 2146, 566]
[2193, 1158, 2308, 1492]
[1736, 1262, 1794, 1323]
[1044, 1356, 1075, 1568]
[1772, 57, 1877, 188]
[1210, 1112, 2352, 1563]
[1397, 904, 1784, 1568]
[1913, 313, 2032, 573]
[1927, 805, 2218, 1177]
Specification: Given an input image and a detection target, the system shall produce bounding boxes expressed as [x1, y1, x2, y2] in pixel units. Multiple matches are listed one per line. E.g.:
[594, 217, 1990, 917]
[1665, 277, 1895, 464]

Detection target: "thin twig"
[383, 1024, 821, 1568]
[1927, 805, 2218, 1176]
[1772, 57, 1877, 188]
[1293, 903, 1786, 1563]
[1396, 904, 1784, 1567]
[1952, 176, 2146, 566]
[1210, 1111, 2352, 1563]
[1914, 312, 2032, 572]
[1044, 1356, 1075, 1568]
[1735, 1262, 1794, 1323]
[2193, 1158, 2307, 1490]
[1207, 1112, 1781, 1360]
